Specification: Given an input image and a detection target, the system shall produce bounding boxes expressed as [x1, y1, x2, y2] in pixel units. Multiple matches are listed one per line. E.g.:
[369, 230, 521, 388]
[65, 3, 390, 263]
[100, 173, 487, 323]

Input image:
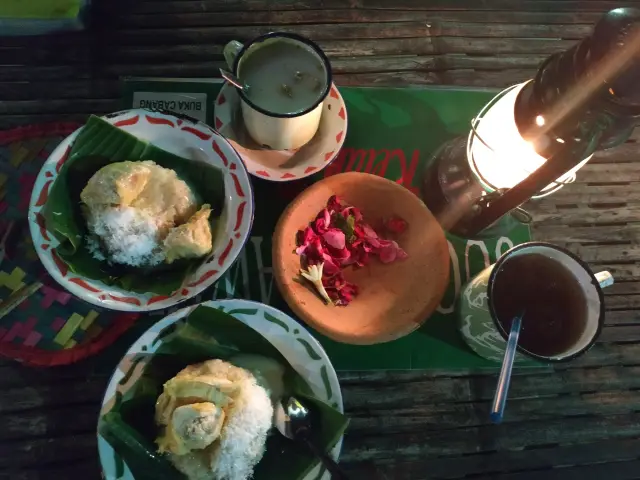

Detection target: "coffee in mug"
[458, 242, 613, 363]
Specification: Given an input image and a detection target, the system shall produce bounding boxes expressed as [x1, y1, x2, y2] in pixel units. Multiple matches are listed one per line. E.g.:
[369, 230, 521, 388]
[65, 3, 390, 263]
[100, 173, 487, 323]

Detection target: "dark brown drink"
[491, 253, 587, 357]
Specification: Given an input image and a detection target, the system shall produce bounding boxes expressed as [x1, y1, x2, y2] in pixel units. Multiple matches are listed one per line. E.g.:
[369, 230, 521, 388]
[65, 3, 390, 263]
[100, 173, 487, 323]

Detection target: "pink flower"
[322, 228, 346, 250]
[305, 238, 325, 265]
[294, 195, 409, 306]
[326, 195, 342, 214]
[321, 253, 341, 276]
[385, 215, 408, 234]
[295, 227, 318, 255]
[314, 208, 331, 234]
[342, 206, 362, 222]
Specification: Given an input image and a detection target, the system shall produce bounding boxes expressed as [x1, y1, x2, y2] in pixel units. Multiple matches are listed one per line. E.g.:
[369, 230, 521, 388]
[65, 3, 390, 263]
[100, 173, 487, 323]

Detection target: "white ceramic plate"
[97, 299, 344, 480]
[214, 82, 348, 182]
[28, 109, 254, 312]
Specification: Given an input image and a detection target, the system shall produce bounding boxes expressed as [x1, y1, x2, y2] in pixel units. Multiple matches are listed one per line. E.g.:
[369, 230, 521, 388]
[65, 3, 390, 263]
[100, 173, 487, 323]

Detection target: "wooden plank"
[349, 440, 640, 480]
[601, 324, 640, 341]
[541, 183, 640, 205]
[6, 37, 569, 65]
[0, 433, 96, 468]
[562, 244, 640, 263]
[564, 342, 640, 367]
[342, 366, 640, 408]
[0, 55, 546, 82]
[129, 1, 638, 14]
[334, 69, 537, 87]
[322, 37, 576, 56]
[0, 66, 92, 82]
[532, 224, 640, 244]
[103, 61, 225, 78]
[595, 311, 640, 331]
[1, 458, 100, 480]
[0, 99, 118, 116]
[0, 405, 98, 441]
[598, 263, 640, 282]
[348, 390, 640, 434]
[116, 10, 602, 27]
[0, 363, 107, 389]
[529, 203, 640, 225]
[0, 45, 92, 65]
[483, 460, 640, 480]
[0, 114, 89, 129]
[331, 54, 546, 73]
[0, 380, 106, 414]
[0, 80, 120, 102]
[340, 413, 640, 461]
[605, 284, 640, 296]
[110, 23, 590, 46]
[601, 310, 640, 328]
[588, 143, 640, 164]
[574, 163, 640, 183]
[113, 23, 435, 45]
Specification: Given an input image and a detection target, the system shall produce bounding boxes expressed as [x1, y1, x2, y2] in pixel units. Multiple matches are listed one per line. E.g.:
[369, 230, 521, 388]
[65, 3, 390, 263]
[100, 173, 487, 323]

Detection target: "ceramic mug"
[458, 242, 614, 364]
[223, 32, 332, 150]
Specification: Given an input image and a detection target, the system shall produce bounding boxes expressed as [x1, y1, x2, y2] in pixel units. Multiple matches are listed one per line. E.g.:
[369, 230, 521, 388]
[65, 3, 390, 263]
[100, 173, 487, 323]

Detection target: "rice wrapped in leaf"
[41, 115, 226, 295]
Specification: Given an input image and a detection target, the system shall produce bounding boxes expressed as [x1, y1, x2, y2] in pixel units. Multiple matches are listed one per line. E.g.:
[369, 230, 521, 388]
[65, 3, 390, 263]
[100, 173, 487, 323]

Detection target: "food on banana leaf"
[81, 161, 213, 268]
[155, 358, 282, 480]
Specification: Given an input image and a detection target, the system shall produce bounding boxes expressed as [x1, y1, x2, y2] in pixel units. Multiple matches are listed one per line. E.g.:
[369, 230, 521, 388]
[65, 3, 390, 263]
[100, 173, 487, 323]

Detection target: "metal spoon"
[219, 68, 249, 92]
[275, 396, 349, 479]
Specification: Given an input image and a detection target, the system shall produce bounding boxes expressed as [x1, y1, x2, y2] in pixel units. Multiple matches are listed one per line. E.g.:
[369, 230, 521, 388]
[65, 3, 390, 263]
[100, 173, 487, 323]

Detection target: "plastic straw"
[490, 312, 524, 424]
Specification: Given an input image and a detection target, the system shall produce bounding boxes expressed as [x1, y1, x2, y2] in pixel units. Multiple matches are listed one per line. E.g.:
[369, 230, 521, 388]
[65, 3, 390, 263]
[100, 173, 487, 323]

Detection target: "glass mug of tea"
[458, 242, 613, 363]
[223, 32, 332, 150]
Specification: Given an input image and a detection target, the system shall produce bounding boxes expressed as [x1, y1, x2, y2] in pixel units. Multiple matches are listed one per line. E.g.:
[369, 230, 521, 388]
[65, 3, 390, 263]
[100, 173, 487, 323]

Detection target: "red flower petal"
[385, 215, 408, 234]
[322, 228, 345, 250]
[321, 254, 341, 276]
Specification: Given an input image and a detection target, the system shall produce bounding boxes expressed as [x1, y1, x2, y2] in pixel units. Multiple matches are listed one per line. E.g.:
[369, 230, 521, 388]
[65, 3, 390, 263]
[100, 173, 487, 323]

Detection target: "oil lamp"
[422, 7, 640, 237]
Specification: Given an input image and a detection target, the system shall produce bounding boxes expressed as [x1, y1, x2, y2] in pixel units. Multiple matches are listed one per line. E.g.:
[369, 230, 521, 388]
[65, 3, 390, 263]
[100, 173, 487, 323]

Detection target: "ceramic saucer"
[213, 82, 347, 181]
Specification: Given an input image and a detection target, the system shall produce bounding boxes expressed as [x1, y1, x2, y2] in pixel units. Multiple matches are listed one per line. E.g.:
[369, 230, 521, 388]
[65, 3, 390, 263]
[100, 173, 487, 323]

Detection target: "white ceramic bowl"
[28, 109, 254, 311]
[97, 299, 344, 480]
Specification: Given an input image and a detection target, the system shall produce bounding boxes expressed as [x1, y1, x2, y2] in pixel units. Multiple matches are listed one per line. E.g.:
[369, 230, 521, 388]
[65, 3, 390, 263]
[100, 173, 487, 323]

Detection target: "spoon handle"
[301, 436, 349, 479]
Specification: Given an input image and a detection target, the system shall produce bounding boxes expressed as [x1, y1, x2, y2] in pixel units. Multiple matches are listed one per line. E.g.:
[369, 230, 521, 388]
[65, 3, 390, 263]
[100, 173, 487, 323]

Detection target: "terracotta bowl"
[272, 172, 450, 345]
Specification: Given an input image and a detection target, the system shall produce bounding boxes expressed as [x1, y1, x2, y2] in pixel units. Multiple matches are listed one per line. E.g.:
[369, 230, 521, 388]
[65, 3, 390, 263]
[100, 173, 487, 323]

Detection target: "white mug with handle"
[223, 32, 332, 150]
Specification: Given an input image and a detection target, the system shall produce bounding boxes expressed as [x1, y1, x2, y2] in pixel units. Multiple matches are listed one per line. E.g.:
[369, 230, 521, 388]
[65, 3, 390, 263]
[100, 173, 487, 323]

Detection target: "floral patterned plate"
[97, 299, 344, 480]
[214, 82, 347, 182]
[28, 109, 254, 312]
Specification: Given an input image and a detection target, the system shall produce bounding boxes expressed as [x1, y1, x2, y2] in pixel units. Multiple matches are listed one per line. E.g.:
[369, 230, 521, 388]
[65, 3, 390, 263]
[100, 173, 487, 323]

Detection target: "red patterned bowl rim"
[28, 109, 254, 312]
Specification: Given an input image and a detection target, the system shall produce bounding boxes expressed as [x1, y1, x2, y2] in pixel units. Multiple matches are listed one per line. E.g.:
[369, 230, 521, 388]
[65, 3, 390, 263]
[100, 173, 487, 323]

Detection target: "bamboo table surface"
[4, 1, 640, 479]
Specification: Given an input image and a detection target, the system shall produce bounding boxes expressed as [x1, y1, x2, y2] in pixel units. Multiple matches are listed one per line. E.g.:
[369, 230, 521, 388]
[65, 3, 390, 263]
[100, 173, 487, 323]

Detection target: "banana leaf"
[41, 115, 225, 295]
[98, 305, 349, 480]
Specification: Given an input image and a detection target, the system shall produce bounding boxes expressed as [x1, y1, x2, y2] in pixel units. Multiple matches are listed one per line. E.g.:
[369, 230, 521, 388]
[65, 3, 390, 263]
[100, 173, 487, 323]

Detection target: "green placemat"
[204, 86, 530, 370]
[0, 1, 82, 18]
